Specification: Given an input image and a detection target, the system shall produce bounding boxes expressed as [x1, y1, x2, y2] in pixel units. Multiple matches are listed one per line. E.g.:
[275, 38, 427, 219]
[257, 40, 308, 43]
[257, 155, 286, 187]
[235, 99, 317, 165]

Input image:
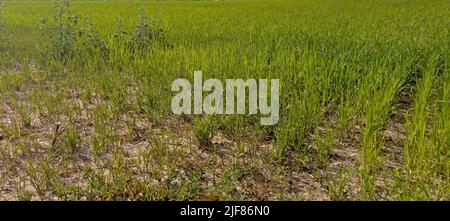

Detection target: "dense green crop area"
[0, 0, 448, 200]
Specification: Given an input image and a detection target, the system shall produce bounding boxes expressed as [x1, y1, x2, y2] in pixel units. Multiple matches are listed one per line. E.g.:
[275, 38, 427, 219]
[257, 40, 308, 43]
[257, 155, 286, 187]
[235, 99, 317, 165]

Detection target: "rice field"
[0, 0, 448, 200]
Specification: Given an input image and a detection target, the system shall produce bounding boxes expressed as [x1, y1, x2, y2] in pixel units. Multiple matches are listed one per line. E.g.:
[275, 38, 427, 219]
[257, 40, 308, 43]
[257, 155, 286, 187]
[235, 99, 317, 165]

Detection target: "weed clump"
[77, 18, 109, 59]
[40, 2, 170, 66]
[131, 8, 169, 51]
[40, 1, 108, 64]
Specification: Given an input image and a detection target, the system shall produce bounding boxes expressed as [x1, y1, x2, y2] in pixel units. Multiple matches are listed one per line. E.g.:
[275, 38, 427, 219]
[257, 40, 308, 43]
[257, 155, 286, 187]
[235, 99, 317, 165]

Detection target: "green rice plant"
[0, 0, 6, 52]
[64, 124, 82, 156]
[323, 169, 348, 201]
[429, 64, 450, 198]
[336, 91, 357, 131]
[95, 72, 129, 116]
[315, 128, 335, 165]
[50, 123, 82, 160]
[400, 55, 446, 200]
[0, 70, 26, 94]
[435, 68, 450, 163]
[194, 116, 216, 148]
[18, 106, 32, 128]
[91, 104, 111, 157]
[405, 59, 436, 173]
[15, 183, 33, 201]
[136, 76, 168, 120]
[25, 158, 65, 200]
[357, 61, 410, 199]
